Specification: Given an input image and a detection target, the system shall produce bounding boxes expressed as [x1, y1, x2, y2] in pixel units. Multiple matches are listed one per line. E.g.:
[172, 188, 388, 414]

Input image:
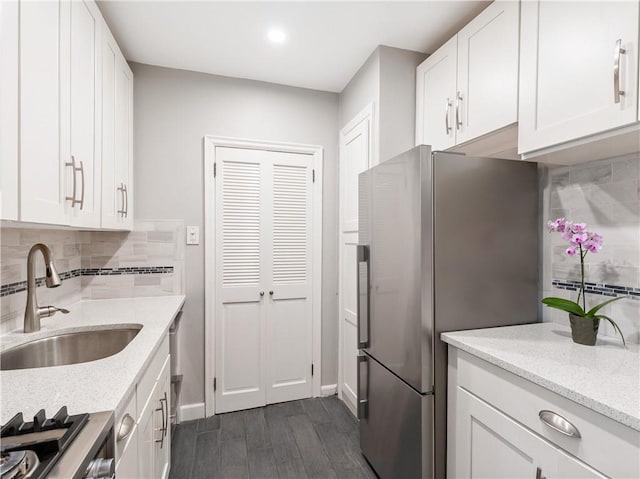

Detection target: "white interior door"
[214, 147, 314, 414]
[339, 110, 372, 414]
[265, 153, 314, 404]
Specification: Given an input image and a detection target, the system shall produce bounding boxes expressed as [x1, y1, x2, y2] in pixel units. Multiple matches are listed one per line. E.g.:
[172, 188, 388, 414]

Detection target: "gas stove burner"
[0, 450, 40, 479]
[1, 451, 25, 474]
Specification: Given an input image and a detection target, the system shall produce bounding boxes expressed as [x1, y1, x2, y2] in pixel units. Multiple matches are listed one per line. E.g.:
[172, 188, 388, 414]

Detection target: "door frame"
[337, 103, 374, 413]
[204, 135, 323, 417]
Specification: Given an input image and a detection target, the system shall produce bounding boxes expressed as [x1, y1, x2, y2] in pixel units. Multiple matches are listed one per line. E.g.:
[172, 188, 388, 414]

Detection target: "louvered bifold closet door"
[215, 147, 268, 413]
[264, 152, 314, 404]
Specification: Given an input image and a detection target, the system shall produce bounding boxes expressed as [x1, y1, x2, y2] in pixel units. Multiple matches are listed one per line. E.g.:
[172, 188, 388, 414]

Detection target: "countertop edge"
[442, 333, 640, 432]
[110, 295, 185, 416]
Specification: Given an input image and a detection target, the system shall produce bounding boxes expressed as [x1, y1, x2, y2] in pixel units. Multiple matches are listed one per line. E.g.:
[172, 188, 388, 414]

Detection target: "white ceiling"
[97, 1, 491, 93]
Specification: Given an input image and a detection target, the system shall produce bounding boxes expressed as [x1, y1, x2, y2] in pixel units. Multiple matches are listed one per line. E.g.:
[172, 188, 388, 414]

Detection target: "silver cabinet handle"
[455, 91, 463, 130]
[357, 354, 369, 419]
[162, 391, 168, 438]
[65, 156, 78, 207]
[613, 39, 626, 103]
[123, 184, 128, 218]
[539, 410, 581, 438]
[78, 160, 85, 210]
[536, 467, 546, 479]
[116, 413, 135, 442]
[356, 245, 370, 348]
[117, 183, 125, 217]
[155, 394, 167, 448]
[445, 98, 452, 134]
[65, 156, 84, 209]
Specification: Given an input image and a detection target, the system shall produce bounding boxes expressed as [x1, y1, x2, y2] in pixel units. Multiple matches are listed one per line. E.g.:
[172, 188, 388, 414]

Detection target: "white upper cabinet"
[416, 1, 519, 150]
[68, 0, 102, 228]
[102, 27, 134, 230]
[416, 36, 457, 150]
[519, 1, 639, 154]
[19, 0, 69, 224]
[6, 0, 132, 229]
[456, 1, 519, 144]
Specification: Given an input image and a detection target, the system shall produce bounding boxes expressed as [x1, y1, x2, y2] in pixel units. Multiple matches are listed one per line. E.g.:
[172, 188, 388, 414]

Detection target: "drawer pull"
[117, 413, 135, 442]
[539, 410, 581, 438]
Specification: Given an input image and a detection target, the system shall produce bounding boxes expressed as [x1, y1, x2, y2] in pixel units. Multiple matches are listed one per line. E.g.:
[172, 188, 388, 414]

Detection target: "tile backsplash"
[0, 220, 184, 333]
[541, 153, 640, 344]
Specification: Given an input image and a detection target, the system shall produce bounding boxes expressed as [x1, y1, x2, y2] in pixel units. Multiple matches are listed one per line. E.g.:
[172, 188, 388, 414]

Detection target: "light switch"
[186, 226, 200, 245]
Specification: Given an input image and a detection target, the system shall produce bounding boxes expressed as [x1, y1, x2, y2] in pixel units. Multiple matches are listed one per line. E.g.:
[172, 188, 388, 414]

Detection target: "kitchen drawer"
[115, 390, 137, 460]
[455, 349, 639, 478]
[137, 335, 169, 413]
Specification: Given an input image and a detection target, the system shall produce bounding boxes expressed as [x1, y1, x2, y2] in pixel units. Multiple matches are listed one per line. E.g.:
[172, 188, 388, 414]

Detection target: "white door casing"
[204, 137, 323, 416]
[338, 104, 373, 415]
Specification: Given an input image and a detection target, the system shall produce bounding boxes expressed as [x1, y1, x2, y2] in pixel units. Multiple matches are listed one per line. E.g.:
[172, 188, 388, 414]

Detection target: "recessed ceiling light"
[267, 28, 286, 44]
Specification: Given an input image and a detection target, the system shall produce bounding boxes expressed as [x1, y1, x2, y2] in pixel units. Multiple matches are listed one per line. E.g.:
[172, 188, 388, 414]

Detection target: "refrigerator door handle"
[357, 245, 370, 348]
[357, 353, 369, 419]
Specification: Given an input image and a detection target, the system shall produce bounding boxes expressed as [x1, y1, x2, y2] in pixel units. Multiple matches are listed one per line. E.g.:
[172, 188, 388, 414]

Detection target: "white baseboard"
[320, 384, 337, 396]
[179, 402, 205, 422]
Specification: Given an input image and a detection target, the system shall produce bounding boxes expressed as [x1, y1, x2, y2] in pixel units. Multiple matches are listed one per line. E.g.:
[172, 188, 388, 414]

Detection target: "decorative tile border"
[0, 266, 174, 297]
[552, 279, 640, 300]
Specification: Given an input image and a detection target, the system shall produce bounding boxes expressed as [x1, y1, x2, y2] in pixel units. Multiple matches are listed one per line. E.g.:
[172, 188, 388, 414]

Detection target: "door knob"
[260, 291, 264, 297]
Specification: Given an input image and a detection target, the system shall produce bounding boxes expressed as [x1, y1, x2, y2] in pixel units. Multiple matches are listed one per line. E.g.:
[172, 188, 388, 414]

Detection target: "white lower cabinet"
[455, 388, 605, 479]
[448, 347, 639, 479]
[114, 336, 170, 479]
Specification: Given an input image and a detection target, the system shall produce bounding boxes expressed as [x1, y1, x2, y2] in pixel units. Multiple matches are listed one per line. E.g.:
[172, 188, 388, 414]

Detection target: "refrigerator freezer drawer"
[359, 353, 434, 479]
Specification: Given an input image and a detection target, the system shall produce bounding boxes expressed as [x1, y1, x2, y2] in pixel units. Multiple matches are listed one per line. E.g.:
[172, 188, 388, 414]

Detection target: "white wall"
[378, 46, 426, 163]
[130, 62, 340, 409]
[338, 46, 426, 164]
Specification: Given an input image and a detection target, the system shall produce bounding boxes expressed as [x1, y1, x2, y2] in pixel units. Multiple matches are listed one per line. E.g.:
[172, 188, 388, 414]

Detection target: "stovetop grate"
[1, 407, 89, 479]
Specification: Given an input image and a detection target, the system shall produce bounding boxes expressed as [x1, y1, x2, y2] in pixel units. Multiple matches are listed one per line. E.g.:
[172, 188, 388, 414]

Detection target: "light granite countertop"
[0, 295, 185, 424]
[442, 322, 640, 431]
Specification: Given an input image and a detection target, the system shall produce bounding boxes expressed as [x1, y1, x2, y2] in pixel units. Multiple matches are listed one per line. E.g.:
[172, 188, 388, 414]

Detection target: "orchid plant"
[541, 218, 626, 346]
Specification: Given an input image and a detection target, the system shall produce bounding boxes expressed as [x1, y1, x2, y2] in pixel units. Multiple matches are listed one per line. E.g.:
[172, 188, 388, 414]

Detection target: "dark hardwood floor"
[169, 396, 377, 479]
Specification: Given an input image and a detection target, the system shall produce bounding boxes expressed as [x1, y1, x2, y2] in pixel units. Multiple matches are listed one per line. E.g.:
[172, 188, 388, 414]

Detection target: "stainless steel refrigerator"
[356, 146, 539, 478]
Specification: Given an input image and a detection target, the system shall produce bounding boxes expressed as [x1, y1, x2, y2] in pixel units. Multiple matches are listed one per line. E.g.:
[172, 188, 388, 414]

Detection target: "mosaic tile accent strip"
[552, 279, 640, 300]
[0, 266, 174, 297]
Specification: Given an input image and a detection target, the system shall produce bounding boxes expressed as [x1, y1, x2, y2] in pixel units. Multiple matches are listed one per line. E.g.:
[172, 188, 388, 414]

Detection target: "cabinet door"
[115, 427, 138, 479]
[19, 0, 68, 224]
[455, 387, 550, 479]
[456, 1, 519, 144]
[455, 387, 607, 479]
[1, 0, 19, 220]
[68, 0, 101, 227]
[519, 1, 639, 153]
[415, 36, 457, 150]
[154, 357, 171, 479]
[138, 381, 159, 479]
[101, 27, 133, 230]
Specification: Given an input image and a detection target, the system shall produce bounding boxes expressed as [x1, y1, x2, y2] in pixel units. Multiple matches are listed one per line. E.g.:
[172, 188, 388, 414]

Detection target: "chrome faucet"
[24, 243, 69, 333]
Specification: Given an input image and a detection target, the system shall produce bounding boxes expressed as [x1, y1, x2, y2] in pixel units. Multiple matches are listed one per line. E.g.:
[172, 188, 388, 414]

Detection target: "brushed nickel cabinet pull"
[536, 467, 546, 479]
[116, 413, 135, 442]
[65, 156, 78, 206]
[455, 91, 463, 130]
[117, 183, 125, 217]
[78, 160, 85, 210]
[539, 410, 581, 438]
[614, 39, 626, 103]
[445, 98, 452, 134]
[123, 184, 129, 218]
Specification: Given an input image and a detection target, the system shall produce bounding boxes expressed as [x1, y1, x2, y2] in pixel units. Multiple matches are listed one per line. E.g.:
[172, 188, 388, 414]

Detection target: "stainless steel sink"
[0, 325, 143, 371]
